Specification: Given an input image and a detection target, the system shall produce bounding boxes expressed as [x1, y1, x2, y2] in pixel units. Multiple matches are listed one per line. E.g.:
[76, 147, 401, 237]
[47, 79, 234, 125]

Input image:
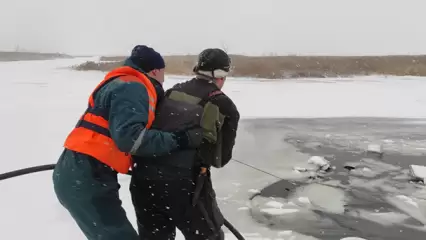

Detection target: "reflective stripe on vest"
[63, 66, 158, 173]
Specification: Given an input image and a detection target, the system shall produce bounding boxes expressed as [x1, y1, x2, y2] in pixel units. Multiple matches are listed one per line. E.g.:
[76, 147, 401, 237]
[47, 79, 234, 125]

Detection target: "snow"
[2, 58, 426, 239]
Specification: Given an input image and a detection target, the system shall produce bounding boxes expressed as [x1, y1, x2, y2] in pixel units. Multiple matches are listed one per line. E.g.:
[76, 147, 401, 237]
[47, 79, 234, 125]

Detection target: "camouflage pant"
[53, 149, 138, 240]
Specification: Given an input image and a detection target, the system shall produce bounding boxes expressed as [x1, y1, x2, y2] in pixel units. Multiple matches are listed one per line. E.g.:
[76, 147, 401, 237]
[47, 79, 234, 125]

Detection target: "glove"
[172, 126, 204, 150]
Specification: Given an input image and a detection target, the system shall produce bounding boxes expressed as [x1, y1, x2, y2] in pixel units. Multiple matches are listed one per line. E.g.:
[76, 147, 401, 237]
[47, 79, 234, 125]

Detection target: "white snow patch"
[265, 201, 285, 209]
[297, 197, 311, 205]
[260, 208, 300, 215]
[340, 237, 368, 240]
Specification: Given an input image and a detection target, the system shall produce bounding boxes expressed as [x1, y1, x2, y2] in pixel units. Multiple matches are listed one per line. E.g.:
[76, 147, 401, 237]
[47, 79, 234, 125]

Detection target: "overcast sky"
[1, 0, 425, 56]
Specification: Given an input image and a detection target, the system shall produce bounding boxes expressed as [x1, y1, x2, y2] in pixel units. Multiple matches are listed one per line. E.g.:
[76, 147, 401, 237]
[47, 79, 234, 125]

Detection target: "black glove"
[172, 126, 203, 150]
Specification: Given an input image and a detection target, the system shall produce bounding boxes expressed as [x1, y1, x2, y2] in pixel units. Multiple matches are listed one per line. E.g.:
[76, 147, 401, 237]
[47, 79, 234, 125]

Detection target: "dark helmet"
[193, 48, 231, 78]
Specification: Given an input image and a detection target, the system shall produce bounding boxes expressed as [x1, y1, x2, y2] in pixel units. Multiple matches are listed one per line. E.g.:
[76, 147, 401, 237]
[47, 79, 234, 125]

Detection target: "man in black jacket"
[130, 48, 240, 240]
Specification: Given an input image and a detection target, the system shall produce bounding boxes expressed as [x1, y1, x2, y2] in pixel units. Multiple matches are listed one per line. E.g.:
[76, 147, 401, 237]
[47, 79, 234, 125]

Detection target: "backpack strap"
[198, 90, 224, 107]
[164, 89, 173, 98]
[164, 88, 224, 107]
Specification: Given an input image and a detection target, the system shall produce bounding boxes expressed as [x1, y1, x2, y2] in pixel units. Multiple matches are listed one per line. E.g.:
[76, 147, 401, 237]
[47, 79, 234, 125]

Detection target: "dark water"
[242, 118, 426, 240]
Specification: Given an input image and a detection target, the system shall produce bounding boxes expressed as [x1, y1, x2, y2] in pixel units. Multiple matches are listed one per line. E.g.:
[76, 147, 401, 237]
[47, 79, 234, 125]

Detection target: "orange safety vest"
[63, 66, 158, 173]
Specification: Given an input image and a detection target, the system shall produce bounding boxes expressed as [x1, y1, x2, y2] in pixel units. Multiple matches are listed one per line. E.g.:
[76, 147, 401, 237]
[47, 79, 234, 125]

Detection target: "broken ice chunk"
[277, 230, 293, 236]
[265, 201, 284, 209]
[340, 238, 368, 240]
[367, 144, 383, 154]
[260, 208, 299, 215]
[237, 207, 250, 211]
[409, 164, 426, 183]
[248, 189, 261, 194]
[293, 167, 308, 172]
[307, 156, 331, 171]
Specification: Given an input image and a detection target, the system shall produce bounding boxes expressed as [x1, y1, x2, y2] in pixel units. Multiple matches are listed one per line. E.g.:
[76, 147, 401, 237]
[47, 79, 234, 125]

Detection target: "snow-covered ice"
[3, 58, 426, 239]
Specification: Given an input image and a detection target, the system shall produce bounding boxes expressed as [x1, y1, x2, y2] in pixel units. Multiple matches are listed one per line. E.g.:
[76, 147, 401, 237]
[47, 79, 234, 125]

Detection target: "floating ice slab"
[308, 156, 328, 166]
[367, 144, 383, 154]
[297, 197, 311, 205]
[409, 165, 426, 182]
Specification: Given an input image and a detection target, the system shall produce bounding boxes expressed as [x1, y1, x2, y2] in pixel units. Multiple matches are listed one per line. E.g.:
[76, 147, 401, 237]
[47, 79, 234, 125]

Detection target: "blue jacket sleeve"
[107, 79, 178, 157]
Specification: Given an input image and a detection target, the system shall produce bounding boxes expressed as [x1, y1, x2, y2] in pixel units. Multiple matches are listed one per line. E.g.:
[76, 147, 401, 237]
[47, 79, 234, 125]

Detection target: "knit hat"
[129, 45, 165, 73]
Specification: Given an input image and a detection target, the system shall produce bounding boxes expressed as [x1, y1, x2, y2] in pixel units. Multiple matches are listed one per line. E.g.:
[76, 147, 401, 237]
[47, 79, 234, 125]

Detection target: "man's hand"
[172, 126, 203, 150]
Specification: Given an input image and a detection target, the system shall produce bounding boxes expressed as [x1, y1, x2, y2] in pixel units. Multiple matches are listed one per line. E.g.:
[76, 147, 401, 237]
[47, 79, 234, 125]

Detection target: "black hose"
[0, 164, 56, 181]
[224, 219, 245, 240]
[0, 163, 245, 240]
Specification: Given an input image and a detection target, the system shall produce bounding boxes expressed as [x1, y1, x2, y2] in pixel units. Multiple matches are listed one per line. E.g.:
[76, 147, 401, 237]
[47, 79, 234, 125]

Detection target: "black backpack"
[151, 89, 226, 168]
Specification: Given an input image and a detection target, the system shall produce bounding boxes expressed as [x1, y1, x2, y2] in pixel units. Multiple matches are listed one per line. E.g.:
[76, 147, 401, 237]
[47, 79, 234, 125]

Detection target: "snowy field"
[2, 58, 426, 240]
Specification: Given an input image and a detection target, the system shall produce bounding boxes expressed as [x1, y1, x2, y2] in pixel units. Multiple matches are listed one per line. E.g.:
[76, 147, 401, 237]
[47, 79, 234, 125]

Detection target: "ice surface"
[3, 58, 426, 239]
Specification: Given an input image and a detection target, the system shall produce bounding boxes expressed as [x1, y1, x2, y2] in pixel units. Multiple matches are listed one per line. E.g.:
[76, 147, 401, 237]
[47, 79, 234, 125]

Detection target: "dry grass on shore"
[73, 55, 426, 79]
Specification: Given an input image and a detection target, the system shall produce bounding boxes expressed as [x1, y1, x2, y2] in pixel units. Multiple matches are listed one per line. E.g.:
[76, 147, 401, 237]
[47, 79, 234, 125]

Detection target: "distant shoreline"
[0, 51, 72, 62]
[72, 55, 426, 79]
[3, 52, 426, 79]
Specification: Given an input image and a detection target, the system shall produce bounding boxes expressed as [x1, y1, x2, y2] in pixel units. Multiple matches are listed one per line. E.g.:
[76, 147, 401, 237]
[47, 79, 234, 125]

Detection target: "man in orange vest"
[52, 45, 202, 240]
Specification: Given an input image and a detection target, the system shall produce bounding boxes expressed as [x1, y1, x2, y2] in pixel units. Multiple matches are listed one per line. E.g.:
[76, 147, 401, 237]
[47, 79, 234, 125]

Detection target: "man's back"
[170, 78, 240, 167]
[132, 77, 240, 178]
